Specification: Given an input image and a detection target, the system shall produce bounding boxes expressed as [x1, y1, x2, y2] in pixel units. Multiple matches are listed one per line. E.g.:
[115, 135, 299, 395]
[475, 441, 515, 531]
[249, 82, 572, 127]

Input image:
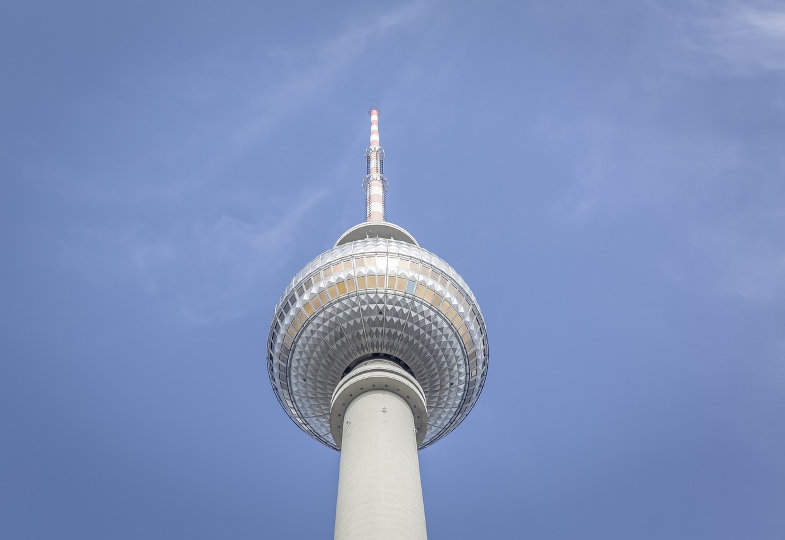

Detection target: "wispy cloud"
[692, 204, 785, 303]
[548, 119, 617, 223]
[64, 189, 327, 324]
[235, 1, 428, 147]
[681, 1, 785, 73]
[58, 2, 430, 323]
[68, 1, 429, 206]
[543, 109, 785, 304]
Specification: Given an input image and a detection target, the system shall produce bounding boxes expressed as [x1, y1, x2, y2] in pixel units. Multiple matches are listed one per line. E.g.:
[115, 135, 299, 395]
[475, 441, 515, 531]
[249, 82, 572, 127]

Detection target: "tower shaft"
[331, 360, 428, 540]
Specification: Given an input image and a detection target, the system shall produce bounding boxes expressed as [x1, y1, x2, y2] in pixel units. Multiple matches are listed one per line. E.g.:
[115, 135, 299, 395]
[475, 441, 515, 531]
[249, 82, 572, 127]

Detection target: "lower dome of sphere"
[267, 234, 488, 449]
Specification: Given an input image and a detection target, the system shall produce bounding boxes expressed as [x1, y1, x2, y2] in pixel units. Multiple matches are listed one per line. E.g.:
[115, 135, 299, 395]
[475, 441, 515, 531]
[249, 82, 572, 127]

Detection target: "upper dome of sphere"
[267, 227, 489, 449]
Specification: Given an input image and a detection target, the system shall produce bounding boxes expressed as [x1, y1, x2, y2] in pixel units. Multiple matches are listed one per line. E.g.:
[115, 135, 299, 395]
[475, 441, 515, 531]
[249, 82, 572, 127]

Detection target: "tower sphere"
[267, 222, 489, 449]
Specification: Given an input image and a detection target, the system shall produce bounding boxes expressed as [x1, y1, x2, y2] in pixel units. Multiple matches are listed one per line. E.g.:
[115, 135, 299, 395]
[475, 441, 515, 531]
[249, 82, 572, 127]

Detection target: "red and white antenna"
[363, 107, 388, 222]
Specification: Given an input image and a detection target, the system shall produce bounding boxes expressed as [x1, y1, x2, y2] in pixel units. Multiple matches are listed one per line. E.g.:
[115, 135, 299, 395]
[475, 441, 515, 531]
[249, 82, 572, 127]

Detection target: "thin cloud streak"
[693, 205, 785, 303]
[235, 1, 428, 148]
[64, 189, 327, 325]
[56, 1, 429, 325]
[682, 1, 785, 73]
[65, 1, 429, 207]
[548, 119, 617, 223]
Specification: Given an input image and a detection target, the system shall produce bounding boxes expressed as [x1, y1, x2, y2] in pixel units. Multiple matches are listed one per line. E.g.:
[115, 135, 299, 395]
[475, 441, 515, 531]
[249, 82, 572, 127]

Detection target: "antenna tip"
[368, 106, 380, 116]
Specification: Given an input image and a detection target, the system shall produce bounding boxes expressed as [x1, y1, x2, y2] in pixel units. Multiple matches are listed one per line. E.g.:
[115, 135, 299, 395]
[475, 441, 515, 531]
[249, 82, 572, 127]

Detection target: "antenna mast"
[363, 107, 388, 221]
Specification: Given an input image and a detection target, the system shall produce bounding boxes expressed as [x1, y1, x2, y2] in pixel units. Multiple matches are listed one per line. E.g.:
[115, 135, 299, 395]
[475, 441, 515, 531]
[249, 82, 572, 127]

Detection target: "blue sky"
[2, 1, 784, 538]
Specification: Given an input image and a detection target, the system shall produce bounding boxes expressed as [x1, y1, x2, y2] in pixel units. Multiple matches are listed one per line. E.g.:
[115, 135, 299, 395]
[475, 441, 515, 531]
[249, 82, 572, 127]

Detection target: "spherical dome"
[267, 226, 489, 449]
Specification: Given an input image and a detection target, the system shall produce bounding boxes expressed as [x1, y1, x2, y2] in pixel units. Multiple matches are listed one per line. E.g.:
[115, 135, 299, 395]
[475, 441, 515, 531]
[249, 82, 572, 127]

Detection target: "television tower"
[267, 109, 489, 539]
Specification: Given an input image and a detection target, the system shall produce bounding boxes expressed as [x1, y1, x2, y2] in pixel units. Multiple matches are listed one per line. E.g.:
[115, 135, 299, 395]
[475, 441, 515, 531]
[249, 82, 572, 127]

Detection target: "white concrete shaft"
[333, 365, 427, 540]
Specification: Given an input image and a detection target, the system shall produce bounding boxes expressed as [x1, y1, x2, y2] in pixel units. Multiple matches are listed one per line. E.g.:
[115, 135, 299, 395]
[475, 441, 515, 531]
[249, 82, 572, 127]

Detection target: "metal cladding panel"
[267, 236, 489, 449]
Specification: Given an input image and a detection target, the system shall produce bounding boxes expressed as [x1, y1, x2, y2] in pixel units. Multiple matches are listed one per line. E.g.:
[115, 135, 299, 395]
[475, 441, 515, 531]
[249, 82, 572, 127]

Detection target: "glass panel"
[318, 290, 329, 304]
[423, 288, 434, 302]
[395, 278, 407, 292]
[347, 279, 357, 292]
[367, 275, 377, 288]
[415, 284, 427, 298]
[337, 281, 347, 295]
[327, 285, 338, 299]
[304, 301, 314, 316]
[357, 276, 366, 289]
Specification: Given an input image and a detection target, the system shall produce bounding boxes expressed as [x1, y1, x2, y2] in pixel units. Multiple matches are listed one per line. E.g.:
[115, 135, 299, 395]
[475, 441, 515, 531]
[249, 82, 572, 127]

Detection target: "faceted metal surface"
[267, 235, 489, 449]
